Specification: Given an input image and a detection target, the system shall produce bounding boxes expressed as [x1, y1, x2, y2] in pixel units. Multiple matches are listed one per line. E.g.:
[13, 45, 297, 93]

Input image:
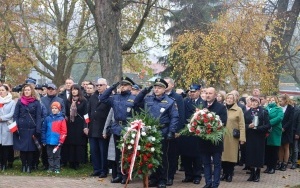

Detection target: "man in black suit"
[87, 78, 111, 178]
[200, 87, 227, 188]
[58, 78, 74, 104]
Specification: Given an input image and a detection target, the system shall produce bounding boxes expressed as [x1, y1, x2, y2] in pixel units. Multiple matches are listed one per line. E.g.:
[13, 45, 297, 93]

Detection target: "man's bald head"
[206, 87, 217, 103]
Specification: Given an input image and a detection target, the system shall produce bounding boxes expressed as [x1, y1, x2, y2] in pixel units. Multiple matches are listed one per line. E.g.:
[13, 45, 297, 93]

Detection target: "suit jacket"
[198, 99, 227, 153]
[281, 104, 294, 144]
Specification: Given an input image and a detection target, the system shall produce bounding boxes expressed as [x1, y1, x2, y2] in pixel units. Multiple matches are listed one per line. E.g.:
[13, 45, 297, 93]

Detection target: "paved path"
[0, 166, 299, 188]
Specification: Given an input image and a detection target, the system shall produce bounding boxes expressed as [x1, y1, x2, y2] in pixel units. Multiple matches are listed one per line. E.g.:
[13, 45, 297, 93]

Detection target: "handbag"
[232, 128, 240, 139]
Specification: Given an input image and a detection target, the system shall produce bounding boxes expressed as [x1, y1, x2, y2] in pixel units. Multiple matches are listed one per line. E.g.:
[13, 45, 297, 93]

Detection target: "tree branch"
[78, 49, 98, 83]
[122, 0, 158, 51]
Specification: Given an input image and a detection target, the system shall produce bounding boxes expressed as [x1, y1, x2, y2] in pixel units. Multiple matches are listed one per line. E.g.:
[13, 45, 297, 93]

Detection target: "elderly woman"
[244, 97, 270, 182]
[221, 93, 246, 182]
[264, 96, 283, 174]
[13, 84, 42, 173]
[0, 85, 16, 171]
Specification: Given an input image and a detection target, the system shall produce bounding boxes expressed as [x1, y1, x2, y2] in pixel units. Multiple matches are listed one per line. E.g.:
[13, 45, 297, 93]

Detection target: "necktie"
[98, 94, 102, 100]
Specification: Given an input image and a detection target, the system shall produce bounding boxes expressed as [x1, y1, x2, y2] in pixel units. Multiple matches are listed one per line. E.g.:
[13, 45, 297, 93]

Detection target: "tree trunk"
[94, 0, 122, 84]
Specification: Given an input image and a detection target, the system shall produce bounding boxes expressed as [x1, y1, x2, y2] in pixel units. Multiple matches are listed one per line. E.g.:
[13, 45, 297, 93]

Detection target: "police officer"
[99, 76, 136, 184]
[134, 78, 179, 188]
[178, 84, 204, 184]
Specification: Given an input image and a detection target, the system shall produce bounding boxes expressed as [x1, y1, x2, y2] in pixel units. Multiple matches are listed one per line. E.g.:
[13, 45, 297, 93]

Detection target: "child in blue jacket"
[41, 102, 67, 173]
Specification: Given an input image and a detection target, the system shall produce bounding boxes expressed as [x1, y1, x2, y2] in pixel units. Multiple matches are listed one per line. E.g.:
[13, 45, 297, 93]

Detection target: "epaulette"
[169, 96, 176, 101]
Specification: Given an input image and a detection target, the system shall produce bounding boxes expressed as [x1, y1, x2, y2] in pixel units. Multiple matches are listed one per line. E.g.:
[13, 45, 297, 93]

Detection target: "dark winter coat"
[41, 95, 65, 116]
[292, 106, 300, 138]
[13, 99, 42, 151]
[198, 99, 227, 153]
[168, 90, 185, 132]
[281, 105, 294, 144]
[65, 98, 88, 145]
[244, 106, 271, 167]
[88, 91, 111, 138]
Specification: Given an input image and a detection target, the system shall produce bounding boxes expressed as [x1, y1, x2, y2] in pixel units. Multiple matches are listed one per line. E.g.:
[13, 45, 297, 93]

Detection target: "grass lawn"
[0, 158, 94, 178]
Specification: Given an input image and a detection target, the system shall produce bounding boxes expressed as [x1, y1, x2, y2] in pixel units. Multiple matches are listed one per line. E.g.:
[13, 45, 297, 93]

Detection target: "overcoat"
[13, 99, 42, 151]
[281, 104, 294, 144]
[222, 103, 246, 163]
[0, 99, 16, 146]
[266, 103, 284, 146]
[244, 106, 270, 167]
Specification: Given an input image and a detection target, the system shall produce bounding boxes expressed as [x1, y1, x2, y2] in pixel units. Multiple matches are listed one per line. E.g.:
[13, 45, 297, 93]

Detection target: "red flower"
[206, 129, 211, 134]
[146, 153, 152, 158]
[207, 124, 211, 129]
[139, 161, 144, 166]
[196, 115, 201, 121]
[190, 127, 195, 132]
[203, 114, 207, 118]
[193, 121, 197, 126]
[127, 157, 131, 163]
[143, 155, 148, 162]
[138, 170, 143, 174]
[145, 143, 152, 148]
[196, 130, 200, 134]
[148, 164, 153, 169]
[204, 118, 209, 123]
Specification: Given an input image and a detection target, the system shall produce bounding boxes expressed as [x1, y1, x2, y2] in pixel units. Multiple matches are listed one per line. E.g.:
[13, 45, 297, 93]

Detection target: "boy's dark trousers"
[46, 145, 61, 171]
[42, 145, 49, 169]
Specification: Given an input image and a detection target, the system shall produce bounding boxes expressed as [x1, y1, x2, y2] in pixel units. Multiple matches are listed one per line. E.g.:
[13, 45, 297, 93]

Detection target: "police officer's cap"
[42, 83, 48, 88]
[189, 84, 201, 92]
[154, 78, 168, 88]
[25, 77, 36, 84]
[120, 76, 135, 86]
[35, 84, 43, 90]
[132, 84, 140, 90]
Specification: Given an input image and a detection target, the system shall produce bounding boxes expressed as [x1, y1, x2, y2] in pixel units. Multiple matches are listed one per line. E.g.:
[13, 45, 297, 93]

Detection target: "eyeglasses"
[96, 84, 106, 87]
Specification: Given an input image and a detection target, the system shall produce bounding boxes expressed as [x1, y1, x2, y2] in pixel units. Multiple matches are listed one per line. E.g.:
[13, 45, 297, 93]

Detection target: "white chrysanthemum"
[151, 137, 156, 142]
[121, 143, 124, 147]
[200, 110, 205, 115]
[207, 113, 213, 118]
[141, 131, 146, 136]
[137, 145, 141, 150]
[130, 139, 134, 144]
[150, 147, 155, 152]
[131, 133, 136, 138]
[128, 145, 132, 150]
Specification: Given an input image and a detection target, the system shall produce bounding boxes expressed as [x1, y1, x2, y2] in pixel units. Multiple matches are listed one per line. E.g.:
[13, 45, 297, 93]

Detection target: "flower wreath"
[180, 108, 225, 145]
[119, 111, 162, 180]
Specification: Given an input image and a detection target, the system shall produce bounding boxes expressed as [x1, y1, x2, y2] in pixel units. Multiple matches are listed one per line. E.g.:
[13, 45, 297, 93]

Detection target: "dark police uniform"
[178, 84, 204, 184]
[99, 77, 136, 184]
[134, 78, 179, 188]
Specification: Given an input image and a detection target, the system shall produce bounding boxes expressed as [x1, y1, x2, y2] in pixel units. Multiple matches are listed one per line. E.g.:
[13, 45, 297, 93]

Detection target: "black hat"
[154, 78, 168, 88]
[120, 76, 135, 86]
[42, 83, 48, 88]
[25, 77, 36, 84]
[35, 84, 43, 90]
[189, 84, 201, 92]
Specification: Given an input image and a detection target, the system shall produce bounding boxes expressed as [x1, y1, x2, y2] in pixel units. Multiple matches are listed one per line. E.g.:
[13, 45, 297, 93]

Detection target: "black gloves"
[111, 82, 120, 89]
[167, 132, 175, 140]
[143, 86, 153, 94]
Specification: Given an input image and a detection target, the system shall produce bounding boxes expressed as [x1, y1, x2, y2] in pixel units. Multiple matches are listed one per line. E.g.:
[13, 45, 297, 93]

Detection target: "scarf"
[21, 96, 36, 106]
[0, 93, 13, 108]
[70, 96, 79, 122]
[226, 103, 234, 110]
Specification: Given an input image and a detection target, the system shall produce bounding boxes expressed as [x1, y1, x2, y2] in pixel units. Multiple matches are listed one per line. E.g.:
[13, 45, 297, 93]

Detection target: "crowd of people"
[0, 76, 299, 188]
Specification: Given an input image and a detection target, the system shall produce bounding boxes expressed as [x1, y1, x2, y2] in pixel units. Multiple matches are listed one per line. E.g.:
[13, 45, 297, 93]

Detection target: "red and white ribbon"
[121, 119, 145, 180]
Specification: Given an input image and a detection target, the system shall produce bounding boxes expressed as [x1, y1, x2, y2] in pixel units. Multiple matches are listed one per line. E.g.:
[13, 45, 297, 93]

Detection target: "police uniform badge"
[160, 108, 165, 113]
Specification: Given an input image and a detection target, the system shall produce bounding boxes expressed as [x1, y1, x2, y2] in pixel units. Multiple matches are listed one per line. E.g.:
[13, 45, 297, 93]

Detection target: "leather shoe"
[166, 179, 173, 186]
[90, 172, 100, 176]
[220, 174, 228, 181]
[193, 179, 201, 184]
[148, 179, 157, 187]
[111, 176, 122, 183]
[291, 164, 297, 169]
[157, 182, 166, 188]
[99, 173, 107, 178]
[268, 168, 275, 174]
[226, 174, 232, 182]
[202, 184, 212, 188]
[121, 178, 127, 184]
[182, 178, 193, 183]
[263, 168, 270, 173]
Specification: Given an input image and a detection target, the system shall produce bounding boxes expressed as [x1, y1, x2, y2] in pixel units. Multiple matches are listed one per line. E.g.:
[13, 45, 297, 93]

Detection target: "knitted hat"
[51, 102, 61, 111]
